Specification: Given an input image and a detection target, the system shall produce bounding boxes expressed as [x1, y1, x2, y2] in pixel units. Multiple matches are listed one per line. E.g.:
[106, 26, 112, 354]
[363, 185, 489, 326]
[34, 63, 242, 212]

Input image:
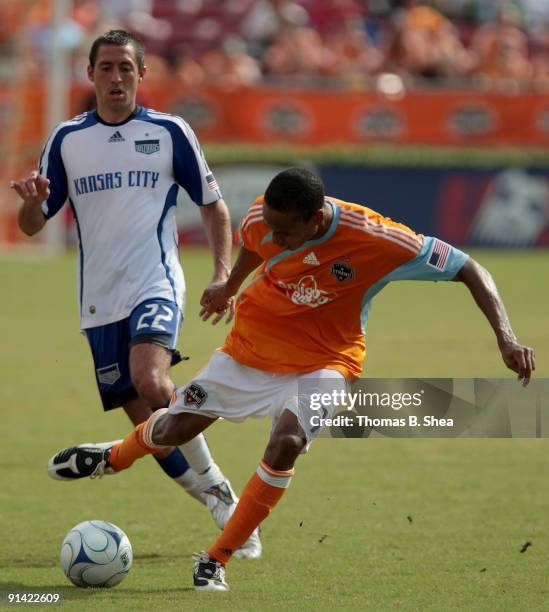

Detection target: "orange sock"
[108, 409, 167, 471]
[207, 460, 294, 564]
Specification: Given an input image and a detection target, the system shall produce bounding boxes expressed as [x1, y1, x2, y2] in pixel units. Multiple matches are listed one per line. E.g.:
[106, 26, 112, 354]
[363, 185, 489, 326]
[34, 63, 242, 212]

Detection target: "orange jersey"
[222, 196, 467, 380]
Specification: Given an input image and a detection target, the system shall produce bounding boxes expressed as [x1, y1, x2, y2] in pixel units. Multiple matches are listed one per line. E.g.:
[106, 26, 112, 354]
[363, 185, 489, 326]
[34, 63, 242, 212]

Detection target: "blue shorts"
[85, 299, 183, 411]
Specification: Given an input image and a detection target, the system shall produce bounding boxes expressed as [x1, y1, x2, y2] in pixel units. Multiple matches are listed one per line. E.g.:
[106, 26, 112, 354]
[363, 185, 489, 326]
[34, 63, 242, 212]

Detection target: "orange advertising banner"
[2, 82, 549, 150]
[143, 85, 549, 147]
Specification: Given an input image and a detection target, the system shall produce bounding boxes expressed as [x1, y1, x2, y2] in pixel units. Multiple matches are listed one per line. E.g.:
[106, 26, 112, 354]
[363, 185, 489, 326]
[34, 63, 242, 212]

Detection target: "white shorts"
[169, 351, 347, 446]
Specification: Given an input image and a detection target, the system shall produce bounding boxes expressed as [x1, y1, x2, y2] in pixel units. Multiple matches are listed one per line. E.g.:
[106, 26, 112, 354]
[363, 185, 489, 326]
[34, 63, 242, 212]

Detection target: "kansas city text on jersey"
[73, 170, 160, 195]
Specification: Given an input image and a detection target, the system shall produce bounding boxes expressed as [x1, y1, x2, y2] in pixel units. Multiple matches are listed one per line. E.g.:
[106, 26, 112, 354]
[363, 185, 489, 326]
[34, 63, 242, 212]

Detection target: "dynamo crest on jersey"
[331, 260, 355, 282]
[183, 383, 208, 408]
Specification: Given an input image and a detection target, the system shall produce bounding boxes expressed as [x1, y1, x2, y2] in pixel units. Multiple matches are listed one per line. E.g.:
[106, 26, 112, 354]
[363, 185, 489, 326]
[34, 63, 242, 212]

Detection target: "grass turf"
[0, 248, 548, 611]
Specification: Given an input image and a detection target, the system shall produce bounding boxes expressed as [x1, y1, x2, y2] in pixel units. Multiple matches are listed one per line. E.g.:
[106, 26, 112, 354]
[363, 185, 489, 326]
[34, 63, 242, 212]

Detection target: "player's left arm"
[378, 233, 535, 384]
[199, 198, 233, 323]
[168, 117, 233, 320]
[453, 258, 535, 385]
[200, 198, 232, 283]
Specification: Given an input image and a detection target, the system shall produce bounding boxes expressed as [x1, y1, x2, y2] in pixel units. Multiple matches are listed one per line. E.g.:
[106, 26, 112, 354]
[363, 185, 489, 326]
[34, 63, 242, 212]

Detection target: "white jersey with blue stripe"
[39, 107, 221, 329]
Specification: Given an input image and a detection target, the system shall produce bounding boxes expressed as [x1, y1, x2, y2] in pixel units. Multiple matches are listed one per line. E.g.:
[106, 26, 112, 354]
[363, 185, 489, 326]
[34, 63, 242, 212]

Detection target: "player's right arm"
[11, 171, 50, 236]
[13, 119, 71, 236]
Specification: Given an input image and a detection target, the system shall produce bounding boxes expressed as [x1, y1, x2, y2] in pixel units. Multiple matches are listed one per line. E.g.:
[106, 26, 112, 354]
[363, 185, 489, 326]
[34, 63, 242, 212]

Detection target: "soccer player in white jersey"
[10, 29, 260, 557]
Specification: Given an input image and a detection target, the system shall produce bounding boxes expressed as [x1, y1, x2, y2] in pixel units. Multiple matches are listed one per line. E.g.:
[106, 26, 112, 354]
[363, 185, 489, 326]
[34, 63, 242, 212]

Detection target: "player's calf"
[151, 411, 216, 446]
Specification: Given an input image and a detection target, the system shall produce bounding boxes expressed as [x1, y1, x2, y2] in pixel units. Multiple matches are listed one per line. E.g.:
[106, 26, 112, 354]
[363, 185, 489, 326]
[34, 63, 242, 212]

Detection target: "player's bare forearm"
[225, 246, 264, 296]
[200, 199, 232, 283]
[454, 258, 515, 346]
[17, 200, 47, 236]
[11, 171, 50, 236]
[454, 257, 535, 383]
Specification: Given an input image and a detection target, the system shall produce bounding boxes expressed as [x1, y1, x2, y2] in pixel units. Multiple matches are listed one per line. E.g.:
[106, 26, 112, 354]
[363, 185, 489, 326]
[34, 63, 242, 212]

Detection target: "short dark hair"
[89, 30, 145, 69]
[264, 167, 325, 222]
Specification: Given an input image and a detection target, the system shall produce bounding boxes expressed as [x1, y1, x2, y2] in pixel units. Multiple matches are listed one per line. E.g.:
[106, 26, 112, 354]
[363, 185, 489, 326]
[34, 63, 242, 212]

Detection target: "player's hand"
[10, 171, 50, 206]
[499, 341, 535, 386]
[199, 281, 235, 325]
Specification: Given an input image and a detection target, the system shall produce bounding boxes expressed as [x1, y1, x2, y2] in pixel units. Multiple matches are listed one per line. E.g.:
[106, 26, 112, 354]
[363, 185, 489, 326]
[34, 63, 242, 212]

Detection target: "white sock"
[178, 434, 226, 491]
[173, 468, 206, 505]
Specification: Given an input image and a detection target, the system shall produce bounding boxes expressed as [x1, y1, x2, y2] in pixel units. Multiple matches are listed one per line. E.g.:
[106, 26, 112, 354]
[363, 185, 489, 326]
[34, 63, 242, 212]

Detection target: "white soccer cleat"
[203, 480, 262, 559]
[233, 527, 262, 559]
[203, 480, 239, 529]
[193, 551, 229, 592]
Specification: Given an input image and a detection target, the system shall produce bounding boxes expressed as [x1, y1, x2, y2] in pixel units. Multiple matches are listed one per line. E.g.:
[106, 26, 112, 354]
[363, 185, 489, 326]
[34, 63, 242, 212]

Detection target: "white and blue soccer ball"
[60, 520, 132, 588]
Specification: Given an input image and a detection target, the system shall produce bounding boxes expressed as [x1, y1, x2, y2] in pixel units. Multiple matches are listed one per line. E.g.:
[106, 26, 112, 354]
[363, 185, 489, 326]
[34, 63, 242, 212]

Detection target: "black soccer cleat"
[47, 442, 119, 480]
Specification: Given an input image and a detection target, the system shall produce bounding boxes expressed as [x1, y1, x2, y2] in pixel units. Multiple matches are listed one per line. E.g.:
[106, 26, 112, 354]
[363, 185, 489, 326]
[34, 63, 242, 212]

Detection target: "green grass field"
[1, 248, 548, 611]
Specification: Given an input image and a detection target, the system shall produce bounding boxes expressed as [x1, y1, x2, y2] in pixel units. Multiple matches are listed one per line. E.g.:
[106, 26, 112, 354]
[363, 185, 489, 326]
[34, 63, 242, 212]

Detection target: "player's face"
[263, 204, 321, 250]
[87, 44, 145, 120]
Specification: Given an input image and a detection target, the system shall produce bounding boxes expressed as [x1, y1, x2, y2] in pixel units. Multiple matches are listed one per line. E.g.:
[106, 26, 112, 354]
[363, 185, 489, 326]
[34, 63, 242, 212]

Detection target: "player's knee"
[265, 432, 305, 467]
[133, 372, 171, 408]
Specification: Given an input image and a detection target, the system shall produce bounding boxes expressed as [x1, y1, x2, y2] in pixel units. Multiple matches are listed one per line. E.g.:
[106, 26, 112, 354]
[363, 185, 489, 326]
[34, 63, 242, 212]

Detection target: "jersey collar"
[93, 105, 142, 126]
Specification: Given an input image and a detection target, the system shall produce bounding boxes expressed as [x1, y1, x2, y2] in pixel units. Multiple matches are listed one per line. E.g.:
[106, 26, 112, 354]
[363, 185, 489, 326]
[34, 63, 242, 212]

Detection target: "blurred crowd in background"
[2, 0, 549, 92]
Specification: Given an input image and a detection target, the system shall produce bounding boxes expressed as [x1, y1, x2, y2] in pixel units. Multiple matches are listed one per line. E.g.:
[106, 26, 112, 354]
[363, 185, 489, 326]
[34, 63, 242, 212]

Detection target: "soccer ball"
[60, 520, 132, 588]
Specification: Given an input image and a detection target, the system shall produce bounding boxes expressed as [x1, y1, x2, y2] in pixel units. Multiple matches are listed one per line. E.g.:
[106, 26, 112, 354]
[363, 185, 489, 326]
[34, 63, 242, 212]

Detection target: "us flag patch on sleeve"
[205, 173, 219, 191]
[427, 239, 450, 270]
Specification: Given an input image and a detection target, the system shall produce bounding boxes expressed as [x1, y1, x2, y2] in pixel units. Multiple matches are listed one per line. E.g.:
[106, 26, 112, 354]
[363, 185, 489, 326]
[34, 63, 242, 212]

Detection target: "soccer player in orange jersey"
[49, 168, 535, 591]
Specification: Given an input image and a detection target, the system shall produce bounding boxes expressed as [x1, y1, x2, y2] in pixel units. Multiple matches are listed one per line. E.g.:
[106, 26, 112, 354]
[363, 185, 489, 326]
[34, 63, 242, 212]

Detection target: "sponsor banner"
[176, 163, 549, 247]
[6, 83, 549, 148]
[319, 165, 549, 246]
[297, 378, 549, 438]
[156, 86, 549, 146]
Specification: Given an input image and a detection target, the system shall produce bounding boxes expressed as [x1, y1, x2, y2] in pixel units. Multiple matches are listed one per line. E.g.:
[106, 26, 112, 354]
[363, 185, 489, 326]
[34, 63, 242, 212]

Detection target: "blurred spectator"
[10, 0, 549, 92]
[382, 4, 475, 81]
[531, 23, 549, 91]
[322, 14, 384, 85]
[23, 0, 87, 79]
[241, 0, 280, 50]
[471, 4, 532, 90]
[99, 0, 153, 20]
[73, 0, 102, 32]
[0, 3, 27, 45]
[302, 0, 363, 35]
[523, 0, 549, 29]
[263, 22, 335, 80]
[241, 0, 308, 57]
[201, 35, 262, 88]
[173, 50, 207, 88]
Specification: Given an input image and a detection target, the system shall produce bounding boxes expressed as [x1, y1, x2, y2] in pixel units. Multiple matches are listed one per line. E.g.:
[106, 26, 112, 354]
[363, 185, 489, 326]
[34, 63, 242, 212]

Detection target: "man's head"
[263, 167, 327, 250]
[87, 30, 146, 121]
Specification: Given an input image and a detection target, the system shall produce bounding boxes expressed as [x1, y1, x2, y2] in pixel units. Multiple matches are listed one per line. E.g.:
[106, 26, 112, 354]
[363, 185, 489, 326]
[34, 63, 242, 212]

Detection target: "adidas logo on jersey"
[108, 131, 125, 143]
[303, 252, 320, 265]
